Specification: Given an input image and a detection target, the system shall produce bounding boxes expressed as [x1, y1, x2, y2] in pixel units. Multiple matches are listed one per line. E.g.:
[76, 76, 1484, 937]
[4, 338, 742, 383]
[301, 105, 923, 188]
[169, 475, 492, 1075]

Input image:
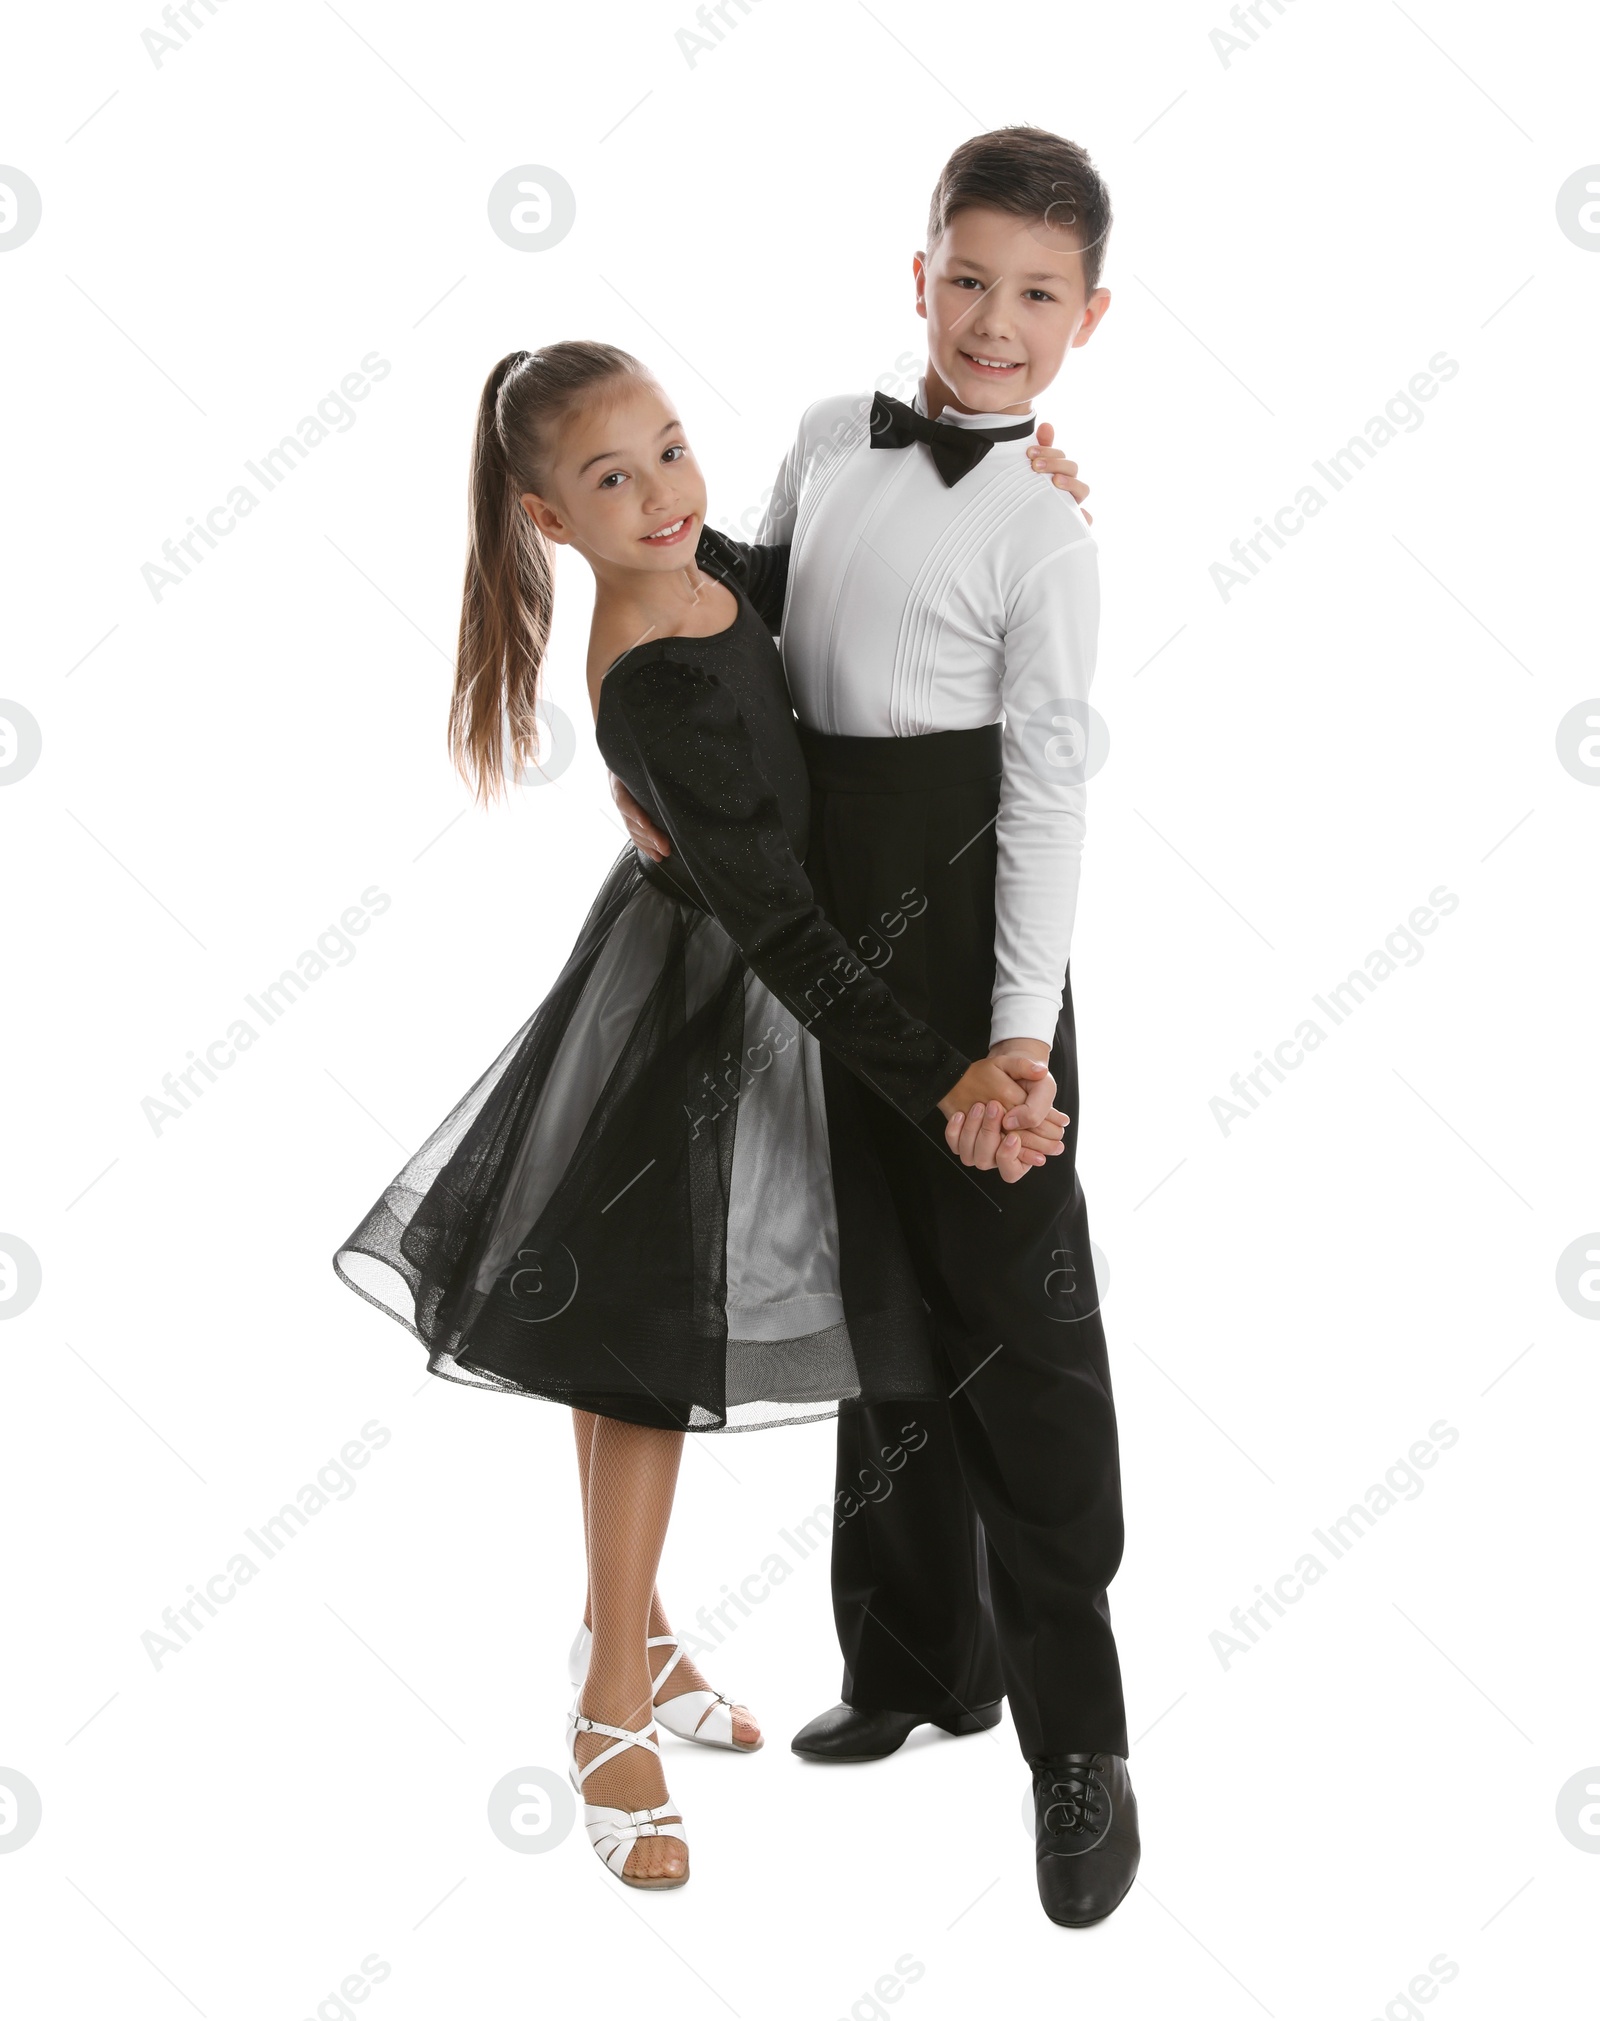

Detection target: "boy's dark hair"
[926, 126, 1112, 295]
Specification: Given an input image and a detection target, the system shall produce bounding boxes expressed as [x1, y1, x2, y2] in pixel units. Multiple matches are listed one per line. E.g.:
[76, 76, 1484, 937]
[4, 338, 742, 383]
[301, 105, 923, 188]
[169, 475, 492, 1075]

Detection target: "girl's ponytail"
[451, 350, 546, 804]
[449, 340, 644, 804]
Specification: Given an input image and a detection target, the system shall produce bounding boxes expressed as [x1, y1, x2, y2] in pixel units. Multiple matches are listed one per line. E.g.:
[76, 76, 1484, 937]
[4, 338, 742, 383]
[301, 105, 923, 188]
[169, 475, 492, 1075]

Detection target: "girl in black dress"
[332, 343, 1072, 1888]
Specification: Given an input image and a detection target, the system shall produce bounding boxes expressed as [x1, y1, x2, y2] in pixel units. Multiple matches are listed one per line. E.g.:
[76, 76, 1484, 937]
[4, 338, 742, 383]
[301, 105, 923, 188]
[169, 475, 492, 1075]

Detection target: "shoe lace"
[1040, 1753, 1107, 1837]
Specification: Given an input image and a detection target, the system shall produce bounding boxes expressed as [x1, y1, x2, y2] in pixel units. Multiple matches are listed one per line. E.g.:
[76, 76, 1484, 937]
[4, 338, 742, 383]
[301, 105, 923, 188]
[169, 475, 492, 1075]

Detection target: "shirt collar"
[913, 376, 1036, 432]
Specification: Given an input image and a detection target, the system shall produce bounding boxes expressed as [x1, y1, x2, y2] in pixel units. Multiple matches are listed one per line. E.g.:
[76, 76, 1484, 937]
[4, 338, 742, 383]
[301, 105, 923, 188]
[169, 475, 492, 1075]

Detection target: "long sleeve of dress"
[694, 525, 791, 634]
[600, 649, 971, 1130]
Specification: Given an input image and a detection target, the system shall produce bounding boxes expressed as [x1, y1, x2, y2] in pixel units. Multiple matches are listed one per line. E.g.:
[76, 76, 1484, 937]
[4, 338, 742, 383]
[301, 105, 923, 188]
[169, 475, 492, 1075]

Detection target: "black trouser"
[801, 723, 1128, 1762]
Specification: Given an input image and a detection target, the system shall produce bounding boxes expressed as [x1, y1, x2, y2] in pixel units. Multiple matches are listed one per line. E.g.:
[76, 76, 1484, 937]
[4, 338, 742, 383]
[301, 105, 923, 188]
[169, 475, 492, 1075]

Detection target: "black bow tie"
[868, 390, 1036, 486]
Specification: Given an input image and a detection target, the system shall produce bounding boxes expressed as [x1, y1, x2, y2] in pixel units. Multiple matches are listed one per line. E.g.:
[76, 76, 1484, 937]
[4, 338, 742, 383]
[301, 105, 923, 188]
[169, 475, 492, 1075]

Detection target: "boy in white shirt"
[620, 125, 1133, 1926]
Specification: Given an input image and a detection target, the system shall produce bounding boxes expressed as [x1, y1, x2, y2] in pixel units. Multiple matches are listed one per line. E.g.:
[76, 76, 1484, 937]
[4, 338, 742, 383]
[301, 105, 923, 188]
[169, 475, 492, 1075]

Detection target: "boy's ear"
[1070, 287, 1113, 351]
[912, 250, 928, 321]
[521, 491, 570, 544]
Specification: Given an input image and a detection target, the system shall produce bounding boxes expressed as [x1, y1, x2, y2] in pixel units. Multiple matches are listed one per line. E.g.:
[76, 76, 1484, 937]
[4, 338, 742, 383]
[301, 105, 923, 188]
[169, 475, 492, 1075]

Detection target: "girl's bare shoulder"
[588, 575, 738, 690]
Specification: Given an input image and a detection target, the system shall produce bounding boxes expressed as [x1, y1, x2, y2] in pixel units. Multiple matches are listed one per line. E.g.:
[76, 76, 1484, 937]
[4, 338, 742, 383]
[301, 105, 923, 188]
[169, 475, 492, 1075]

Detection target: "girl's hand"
[610, 770, 671, 861]
[938, 1061, 1026, 1173]
[939, 1060, 1062, 1179]
[1025, 422, 1092, 525]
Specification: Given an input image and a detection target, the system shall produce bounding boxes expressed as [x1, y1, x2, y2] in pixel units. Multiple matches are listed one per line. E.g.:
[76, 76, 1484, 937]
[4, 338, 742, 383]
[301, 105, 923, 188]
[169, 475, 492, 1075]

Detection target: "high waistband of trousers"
[797, 722, 1002, 794]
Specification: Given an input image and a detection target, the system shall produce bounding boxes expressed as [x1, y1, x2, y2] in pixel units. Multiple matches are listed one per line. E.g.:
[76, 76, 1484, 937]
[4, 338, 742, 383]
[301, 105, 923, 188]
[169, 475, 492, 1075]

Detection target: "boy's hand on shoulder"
[1025, 422, 1092, 525]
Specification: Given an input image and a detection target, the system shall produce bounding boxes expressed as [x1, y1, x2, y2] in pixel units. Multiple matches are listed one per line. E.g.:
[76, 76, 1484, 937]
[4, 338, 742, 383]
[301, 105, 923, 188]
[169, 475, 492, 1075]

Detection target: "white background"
[2, 1, 1597, 2015]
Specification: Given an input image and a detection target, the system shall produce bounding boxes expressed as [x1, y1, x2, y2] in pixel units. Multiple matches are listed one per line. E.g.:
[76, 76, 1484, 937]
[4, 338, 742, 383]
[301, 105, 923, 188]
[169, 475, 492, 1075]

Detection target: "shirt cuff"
[989, 992, 1063, 1053]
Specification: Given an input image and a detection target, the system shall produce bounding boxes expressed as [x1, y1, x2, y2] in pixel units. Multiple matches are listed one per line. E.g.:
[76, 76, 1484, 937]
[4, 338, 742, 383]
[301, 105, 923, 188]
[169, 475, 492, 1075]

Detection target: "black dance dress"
[332, 530, 971, 1431]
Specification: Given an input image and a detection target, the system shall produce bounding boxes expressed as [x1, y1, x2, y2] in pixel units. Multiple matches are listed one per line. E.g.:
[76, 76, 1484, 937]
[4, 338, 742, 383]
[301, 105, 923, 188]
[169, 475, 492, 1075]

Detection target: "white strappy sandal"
[565, 1701, 688, 1890]
[647, 1632, 761, 1751]
[567, 1624, 760, 1753]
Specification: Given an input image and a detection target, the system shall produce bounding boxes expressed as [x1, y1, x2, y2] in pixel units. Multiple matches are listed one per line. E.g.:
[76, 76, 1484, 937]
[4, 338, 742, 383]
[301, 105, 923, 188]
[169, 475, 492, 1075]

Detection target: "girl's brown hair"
[449, 341, 646, 803]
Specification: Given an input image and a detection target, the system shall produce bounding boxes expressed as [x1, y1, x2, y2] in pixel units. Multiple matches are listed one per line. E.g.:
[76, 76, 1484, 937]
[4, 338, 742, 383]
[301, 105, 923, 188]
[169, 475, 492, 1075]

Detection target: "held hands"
[612, 764, 1074, 1188]
[938, 1053, 1069, 1185]
[1025, 423, 1092, 525]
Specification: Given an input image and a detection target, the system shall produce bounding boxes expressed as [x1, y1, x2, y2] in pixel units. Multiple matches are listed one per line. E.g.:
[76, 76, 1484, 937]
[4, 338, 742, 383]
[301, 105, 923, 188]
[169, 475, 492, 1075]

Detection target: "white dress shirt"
[759, 380, 1100, 1048]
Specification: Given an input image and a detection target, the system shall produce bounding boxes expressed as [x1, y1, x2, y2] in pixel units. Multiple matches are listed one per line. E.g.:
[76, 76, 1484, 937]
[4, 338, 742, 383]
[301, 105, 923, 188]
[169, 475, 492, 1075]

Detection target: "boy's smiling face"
[914, 203, 1111, 417]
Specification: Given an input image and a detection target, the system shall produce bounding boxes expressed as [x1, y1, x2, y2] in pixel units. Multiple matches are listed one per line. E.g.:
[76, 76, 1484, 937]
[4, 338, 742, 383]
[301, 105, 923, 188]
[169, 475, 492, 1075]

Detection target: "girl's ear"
[521, 491, 569, 545]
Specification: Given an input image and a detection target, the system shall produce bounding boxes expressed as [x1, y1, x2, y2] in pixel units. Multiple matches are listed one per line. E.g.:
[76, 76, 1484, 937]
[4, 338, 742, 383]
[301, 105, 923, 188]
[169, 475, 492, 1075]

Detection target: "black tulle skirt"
[332, 848, 911, 1432]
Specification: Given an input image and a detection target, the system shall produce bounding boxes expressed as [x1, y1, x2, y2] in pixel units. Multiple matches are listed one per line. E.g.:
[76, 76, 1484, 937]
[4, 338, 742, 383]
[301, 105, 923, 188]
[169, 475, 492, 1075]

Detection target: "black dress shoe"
[791, 1699, 1003, 1762]
[1031, 1752, 1140, 1926]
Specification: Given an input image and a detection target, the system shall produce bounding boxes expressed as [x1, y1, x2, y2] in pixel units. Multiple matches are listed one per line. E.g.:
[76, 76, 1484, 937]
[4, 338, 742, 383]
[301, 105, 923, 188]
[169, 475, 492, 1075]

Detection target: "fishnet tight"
[569, 1410, 760, 1882]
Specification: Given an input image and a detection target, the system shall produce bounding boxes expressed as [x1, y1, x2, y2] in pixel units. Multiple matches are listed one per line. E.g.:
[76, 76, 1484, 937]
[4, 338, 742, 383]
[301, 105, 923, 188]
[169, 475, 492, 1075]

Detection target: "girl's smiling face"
[520, 375, 708, 573]
[915, 203, 1110, 415]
